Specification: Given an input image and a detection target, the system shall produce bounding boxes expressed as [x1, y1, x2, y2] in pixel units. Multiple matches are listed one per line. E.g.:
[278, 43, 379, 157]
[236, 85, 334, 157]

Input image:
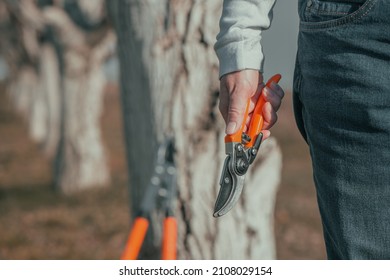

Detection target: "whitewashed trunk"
[1, 1, 114, 194]
[8, 66, 39, 124]
[42, 6, 114, 193]
[109, 0, 282, 259]
[38, 44, 61, 158]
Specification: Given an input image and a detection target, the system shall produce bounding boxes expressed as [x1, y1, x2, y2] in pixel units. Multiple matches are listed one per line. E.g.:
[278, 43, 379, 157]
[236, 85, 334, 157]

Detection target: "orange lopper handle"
[120, 217, 149, 260]
[161, 217, 177, 260]
[246, 74, 282, 147]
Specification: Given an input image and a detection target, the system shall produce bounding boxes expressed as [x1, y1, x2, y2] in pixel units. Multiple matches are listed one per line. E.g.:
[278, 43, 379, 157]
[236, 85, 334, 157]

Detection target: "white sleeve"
[214, 0, 277, 78]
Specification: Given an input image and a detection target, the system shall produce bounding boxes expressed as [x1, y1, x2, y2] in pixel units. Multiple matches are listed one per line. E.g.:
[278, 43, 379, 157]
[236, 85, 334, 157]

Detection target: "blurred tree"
[108, 0, 282, 259]
[0, 0, 115, 193]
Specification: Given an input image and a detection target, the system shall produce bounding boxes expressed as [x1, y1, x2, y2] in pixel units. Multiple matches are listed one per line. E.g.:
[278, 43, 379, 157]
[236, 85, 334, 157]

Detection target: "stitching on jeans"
[300, 0, 377, 31]
[306, 1, 356, 16]
[359, 1, 375, 18]
[308, 7, 351, 16]
[302, 0, 372, 29]
[317, 11, 349, 15]
[301, 0, 375, 30]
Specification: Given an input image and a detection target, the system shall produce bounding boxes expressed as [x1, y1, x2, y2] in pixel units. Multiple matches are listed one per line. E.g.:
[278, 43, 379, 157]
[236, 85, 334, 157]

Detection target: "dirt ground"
[0, 82, 326, 260]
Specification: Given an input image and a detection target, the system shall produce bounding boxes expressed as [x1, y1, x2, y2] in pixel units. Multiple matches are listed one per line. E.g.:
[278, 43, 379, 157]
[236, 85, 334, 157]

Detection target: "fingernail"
[226, 122, 237, 134]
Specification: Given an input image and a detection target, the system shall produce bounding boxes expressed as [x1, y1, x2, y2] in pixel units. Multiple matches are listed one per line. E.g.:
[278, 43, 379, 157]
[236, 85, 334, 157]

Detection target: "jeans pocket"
[299, 0, 377, 30]
[292, 59, 308, 142]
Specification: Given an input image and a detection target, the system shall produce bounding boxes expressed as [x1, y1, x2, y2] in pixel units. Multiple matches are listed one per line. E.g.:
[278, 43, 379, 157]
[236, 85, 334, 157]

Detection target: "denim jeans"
[294, 0, 390, 259]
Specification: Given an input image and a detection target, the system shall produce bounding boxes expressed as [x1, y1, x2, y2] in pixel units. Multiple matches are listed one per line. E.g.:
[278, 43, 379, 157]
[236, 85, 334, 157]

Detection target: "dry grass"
[0, 83, 130, 259]
[0, 83, 326, 259]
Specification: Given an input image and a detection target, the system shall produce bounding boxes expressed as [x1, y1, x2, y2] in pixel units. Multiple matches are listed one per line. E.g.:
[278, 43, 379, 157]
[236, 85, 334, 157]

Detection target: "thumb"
[221, 69, 261, 135]
[226, 92, 248, 135]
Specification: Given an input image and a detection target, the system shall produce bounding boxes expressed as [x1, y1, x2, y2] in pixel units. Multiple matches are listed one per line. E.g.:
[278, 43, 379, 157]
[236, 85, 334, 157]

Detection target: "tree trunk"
[109, 0, 282, 259]
[38, 43, 61, 157]
[0, 0, 114, 193]
[43, 5, 114, 193]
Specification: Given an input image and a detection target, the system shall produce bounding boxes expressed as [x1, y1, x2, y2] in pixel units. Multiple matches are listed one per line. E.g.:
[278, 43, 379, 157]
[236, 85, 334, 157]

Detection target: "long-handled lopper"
[121, 138, 177, 260]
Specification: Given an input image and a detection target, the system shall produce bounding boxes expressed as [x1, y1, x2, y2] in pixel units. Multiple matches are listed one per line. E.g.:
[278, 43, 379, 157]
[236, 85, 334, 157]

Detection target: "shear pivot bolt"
[251, 149, 257, 155]
[224, 177, 230, 184]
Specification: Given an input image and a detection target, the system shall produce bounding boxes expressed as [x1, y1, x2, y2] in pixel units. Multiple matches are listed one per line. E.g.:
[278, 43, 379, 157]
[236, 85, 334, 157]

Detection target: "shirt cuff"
[215, 37, 264, 79]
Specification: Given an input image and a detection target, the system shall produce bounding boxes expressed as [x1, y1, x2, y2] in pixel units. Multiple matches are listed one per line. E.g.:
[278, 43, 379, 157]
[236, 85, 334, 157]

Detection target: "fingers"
[263, 82, 284, 111]
[218, 71, 284, 137]
[226, 88, 251, 134]
[249, 83, 264, 112]
[218, 82, 229, 124]
[246, 82, 284, 130]
[270, 81, 285, 99]
[218, 70, 261, 135]
[262, 102, 278, 130]
[261, 81, 284, 131]
[261, 129, 271, 141]
[218, 80, 251, 134]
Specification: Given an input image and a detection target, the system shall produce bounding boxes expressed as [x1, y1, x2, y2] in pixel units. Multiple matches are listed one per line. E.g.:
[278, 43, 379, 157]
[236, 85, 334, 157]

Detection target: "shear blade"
[213, 157, 245, 217]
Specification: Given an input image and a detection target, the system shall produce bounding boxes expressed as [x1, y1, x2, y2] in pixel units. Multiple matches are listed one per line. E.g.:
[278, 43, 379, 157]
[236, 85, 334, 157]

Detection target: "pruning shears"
[121, 138, 177, 260]
[213, 74, 282, 217]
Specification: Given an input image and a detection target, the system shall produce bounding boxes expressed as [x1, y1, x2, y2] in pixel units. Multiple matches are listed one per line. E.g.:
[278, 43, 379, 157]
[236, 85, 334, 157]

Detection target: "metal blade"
[213, 156, 245, 217]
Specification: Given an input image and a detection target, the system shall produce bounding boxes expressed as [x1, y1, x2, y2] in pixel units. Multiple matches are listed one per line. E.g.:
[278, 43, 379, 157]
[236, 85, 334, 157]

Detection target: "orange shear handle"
[224, 74, 282, 146]
[246, 74, 281, 147]
[161, 216, 177, 260]
[120, 217, 149, 260]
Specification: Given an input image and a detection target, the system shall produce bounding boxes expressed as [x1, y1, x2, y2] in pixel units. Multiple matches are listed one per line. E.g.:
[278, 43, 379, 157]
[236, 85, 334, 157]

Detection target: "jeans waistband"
[318, 0, 366, 3]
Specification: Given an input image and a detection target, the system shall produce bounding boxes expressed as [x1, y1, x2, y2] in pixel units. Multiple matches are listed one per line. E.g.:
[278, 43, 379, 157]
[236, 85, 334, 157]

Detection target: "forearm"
[214, 0, 277, 78]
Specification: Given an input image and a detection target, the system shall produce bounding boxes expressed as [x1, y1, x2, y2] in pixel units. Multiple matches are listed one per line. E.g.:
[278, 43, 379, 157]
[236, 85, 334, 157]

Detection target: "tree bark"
[109, 0, 282, 259]
[0, 0, 114, 193]
[43, 5, 114, 193]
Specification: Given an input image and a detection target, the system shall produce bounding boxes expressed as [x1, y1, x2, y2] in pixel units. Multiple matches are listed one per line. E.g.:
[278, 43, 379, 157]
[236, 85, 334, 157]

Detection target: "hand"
[219, 69, 284, 140]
